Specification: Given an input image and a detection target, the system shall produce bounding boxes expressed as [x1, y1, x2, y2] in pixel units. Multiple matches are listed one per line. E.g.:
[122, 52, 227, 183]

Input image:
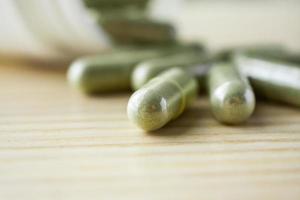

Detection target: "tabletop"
[0, 58, 299, 200]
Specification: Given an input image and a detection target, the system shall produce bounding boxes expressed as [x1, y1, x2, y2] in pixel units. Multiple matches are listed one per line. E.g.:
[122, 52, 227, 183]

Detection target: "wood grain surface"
[0, 60, 300, 200]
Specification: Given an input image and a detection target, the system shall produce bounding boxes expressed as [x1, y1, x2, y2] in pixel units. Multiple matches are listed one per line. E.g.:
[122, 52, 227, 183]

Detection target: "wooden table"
[0, 60, 300, 200]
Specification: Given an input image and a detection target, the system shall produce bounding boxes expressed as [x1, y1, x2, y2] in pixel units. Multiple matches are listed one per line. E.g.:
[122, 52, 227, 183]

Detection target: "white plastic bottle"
[0, 0, 182, 61]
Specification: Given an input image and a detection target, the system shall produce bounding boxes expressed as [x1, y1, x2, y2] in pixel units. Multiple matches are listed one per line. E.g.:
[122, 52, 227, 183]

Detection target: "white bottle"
[0, 0, 112, 60]
[0, 0, 182, 61]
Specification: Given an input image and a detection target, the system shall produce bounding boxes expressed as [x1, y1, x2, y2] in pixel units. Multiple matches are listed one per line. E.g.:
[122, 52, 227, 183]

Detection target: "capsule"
[84, 0, 149, 10]
[127, 68, 198, 131]
[240, 50, 300, 65]
[131, 49, 207, 90]
[218, 44, 287, 61]
[99, 13, 176, 45]
[234, 53, 300, 107]
[67, 45, 199, 94]
[208, 62, 255, 124]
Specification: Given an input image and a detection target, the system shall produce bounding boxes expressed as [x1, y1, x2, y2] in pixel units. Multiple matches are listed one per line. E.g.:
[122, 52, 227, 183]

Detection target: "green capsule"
[98, 13, 176, 45]
[67, 45, 198, 94]
[219, 44, 300, 65]
[127, 68, 198, 131]
[131, 49, 207, 90]
[242, 50, 300, 65]
[84, 0, 149, 10]
[208, 62, 255, 124]
[234, 53, 300, 107]
[218, 44, 287, 61]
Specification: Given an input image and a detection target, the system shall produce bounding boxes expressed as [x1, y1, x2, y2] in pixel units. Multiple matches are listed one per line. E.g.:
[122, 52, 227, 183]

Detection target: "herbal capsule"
[67, 45, 197, 94]
[99, 14, 176, 45]
[220, 45, 300, 65]
[224, 45, 300, 65]
[131, 50, 206, 90]
[217, 45, 288, 64]
[208, 62, 255, 124]
[242, 50, 300, 65]
[84, 0, 149, 10]
[127, 68, 198, 131]
[234, 53, 300, 107]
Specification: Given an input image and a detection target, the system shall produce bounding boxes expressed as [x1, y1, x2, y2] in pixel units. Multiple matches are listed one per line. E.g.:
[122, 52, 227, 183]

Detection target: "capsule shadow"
[87, 90, 132, 98]
[244, 99, 300, 127]
[146, 106, 204, 137]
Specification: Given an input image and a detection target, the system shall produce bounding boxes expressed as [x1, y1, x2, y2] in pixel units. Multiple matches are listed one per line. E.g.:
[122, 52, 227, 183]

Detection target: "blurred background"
[1, 1, 300, 199]
[0, 0, 299, 61]
[178, 0, 300, 51]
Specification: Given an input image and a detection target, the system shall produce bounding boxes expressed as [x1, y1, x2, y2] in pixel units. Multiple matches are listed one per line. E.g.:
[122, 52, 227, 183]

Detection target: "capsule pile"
[67, 1, 300, 131]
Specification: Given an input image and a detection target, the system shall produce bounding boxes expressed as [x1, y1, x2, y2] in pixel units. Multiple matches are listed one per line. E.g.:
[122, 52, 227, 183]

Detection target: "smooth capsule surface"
[131, 49, 206, 90]
[67, 45, 195, 94]
[127, 68, 198, 131]
[84, 0, 149, 10]
[99, 14, 176, 45]
[219, 45, 300, 65]
[218, 44, 286, 61]
[208, 62, 255, 124]
[234, 53, 300, 107]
